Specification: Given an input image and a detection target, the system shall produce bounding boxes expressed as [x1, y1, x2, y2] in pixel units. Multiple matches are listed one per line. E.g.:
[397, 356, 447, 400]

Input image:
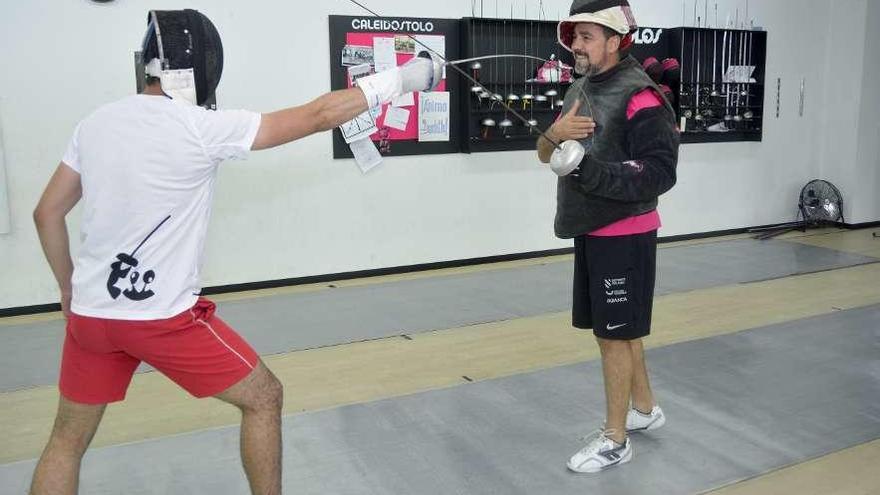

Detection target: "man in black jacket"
[537, 0, 679, 473]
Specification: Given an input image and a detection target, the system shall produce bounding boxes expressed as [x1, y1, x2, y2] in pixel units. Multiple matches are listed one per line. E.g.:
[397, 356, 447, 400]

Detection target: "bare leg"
[30, 397, 106, 495]
[629, 339, 656, 413]
[596, 337, 632, 444]
[215, 360, 284, 495]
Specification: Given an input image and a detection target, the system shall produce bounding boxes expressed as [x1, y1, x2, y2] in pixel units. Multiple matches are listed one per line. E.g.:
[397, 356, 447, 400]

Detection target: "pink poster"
[345, 32, 447, 142]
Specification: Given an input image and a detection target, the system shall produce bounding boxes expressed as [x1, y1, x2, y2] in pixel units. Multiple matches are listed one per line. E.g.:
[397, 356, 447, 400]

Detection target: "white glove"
[357, 51, 443, 108]
[402, 51, 443, 93]
[550, 140, 586, 177]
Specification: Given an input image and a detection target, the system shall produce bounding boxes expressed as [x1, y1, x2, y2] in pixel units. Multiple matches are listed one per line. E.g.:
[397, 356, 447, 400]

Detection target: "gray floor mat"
[2, 304, 878, 494]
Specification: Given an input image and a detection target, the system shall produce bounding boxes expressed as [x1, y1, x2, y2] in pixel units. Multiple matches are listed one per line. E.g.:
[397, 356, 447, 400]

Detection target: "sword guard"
[416, 51, 444, 91]
[550, 140, 586, 177]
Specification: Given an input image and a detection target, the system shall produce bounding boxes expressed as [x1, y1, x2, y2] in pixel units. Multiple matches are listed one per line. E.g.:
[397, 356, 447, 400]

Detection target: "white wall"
[817, 0, 872, 223]
[0, 97, 10, 234]
[0, 0, 874, 309]
[853, 0, 880, 223]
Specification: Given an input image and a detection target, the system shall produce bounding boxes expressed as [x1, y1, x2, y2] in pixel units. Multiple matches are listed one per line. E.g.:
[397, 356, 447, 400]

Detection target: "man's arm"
[536, 99, 595, 163]
[537, 127, 561, 164]
[579, 105, 679, 202]
[252, 87, 367, 151]
[33, 163, 82, 317]
[252, 55, 441, 151]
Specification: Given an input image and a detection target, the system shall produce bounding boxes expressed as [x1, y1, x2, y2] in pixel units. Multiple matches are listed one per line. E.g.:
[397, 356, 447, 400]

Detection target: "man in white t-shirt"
[30, 9, 441, 494]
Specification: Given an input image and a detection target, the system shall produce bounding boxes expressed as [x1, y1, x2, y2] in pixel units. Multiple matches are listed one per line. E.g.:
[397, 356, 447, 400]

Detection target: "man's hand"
[399, 52, 443, 94]
[61, 290, 72, 319]
[537, 99, 596, 163]
[550, 100, 596, 141]
[357, 51, 443, 109]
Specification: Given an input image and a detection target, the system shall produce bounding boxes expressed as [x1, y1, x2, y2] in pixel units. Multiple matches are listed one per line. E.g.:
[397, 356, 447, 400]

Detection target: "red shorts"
[60, 298, 259, 404]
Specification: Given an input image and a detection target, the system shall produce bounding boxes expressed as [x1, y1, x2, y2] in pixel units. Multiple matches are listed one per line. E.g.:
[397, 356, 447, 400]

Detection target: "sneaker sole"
[567, 448, 633, 474]
[625, 413, 666, 433]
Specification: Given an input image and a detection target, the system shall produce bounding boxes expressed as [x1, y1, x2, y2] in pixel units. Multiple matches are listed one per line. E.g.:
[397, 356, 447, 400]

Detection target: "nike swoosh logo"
[606, 323, 628, 331]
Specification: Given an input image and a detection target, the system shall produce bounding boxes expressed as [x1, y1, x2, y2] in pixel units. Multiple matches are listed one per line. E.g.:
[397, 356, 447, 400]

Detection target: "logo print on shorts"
[604, 277, 628, 304]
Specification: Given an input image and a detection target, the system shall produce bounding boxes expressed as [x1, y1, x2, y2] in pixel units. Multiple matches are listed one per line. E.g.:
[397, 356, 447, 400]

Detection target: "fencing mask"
[141, 9, 223, 106]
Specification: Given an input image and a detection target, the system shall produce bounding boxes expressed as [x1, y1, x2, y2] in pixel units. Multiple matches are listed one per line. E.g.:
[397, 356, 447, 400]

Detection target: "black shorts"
[573, 230, 658, 341]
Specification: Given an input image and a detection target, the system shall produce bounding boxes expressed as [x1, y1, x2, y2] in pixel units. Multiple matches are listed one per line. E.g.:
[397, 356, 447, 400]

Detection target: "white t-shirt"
[62, 94, 261, 320]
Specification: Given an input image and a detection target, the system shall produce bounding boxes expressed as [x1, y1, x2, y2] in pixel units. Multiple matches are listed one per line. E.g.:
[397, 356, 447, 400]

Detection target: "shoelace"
[578, 428, 622, 448]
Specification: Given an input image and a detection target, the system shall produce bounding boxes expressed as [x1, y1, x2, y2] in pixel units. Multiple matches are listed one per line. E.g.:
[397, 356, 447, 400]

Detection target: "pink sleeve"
[626, 88, 664, 121]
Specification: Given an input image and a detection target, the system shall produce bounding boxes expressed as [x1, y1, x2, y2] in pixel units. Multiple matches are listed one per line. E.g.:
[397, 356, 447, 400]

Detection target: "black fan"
[752, 179, 844, 240]
[799, 180, 844, 225]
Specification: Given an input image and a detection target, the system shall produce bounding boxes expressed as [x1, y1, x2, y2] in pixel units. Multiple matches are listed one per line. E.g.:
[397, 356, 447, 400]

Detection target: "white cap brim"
[557, 6, 635, 52]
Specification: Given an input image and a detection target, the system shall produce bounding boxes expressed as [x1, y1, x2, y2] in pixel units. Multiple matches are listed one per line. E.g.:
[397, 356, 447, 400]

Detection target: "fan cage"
[798, 179, 845, 225]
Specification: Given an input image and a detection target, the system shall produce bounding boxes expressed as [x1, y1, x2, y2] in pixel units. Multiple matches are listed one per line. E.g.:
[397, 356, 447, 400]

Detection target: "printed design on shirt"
[106, 215, 171, 302]
[623, 160, 644, 173]
[604, 277, 628, 304]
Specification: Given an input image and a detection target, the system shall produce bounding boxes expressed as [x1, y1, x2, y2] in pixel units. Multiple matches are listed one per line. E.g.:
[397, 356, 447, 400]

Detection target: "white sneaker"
[567, 430, 633, 473]
[625, 405, 666, 433]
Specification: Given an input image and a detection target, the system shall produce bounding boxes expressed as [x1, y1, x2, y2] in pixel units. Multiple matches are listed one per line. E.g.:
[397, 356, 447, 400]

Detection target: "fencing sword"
[504, 4, 520, 110]
[682, 1, 686, 29]
[344, 0, 592, 175]
[695, 27, 703, 125]
[733, 30, 744, 122]
[704, 0, 708, 28]
[683, 30, 695, 120]
[743, 30, 754, 120]
[484, 18, 499, 133]
[521, 1, 535, 116]
[724, 30, 733, 122]
[469, 5, 485, 106]
[499, 14, 515, 134]
[525, 24, 538, 130]
[450, 54, 552, 66]
[490, 16, 503, 108]
[710, 30, 719, 97]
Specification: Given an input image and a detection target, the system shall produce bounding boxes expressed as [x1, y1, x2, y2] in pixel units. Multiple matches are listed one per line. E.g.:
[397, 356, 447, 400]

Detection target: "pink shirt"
[588, 88, 664, 237]
[589, 210, 661, 236]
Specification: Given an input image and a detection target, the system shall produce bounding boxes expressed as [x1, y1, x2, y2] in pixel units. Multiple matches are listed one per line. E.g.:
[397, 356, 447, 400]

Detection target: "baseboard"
[198, 247, 574, 297]
[0, 303, 62, 319]
[658, 223, 781, 243]
[4, 222, 877, 318]
[840, 220, 880, 230]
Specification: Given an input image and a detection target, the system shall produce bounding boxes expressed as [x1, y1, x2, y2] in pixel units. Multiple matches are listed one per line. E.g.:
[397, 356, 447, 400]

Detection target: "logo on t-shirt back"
[106, 215, 170, 302]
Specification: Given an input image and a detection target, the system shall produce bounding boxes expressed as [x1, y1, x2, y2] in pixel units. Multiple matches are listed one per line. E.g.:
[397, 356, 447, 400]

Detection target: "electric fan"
[753, 179, 844, 240]
[798, 179, 844, 226]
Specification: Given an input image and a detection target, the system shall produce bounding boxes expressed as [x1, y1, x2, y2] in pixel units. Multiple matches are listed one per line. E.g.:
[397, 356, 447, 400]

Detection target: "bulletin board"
[329, 15, 461, 159]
